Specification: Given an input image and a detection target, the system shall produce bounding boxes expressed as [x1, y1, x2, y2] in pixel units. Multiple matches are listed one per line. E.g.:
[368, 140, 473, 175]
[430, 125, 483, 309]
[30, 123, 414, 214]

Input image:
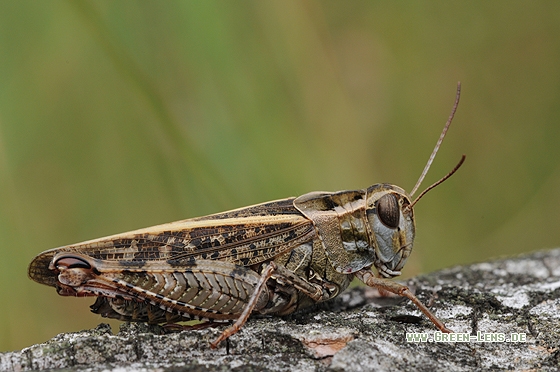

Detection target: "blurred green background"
[1, 1, 560, 351]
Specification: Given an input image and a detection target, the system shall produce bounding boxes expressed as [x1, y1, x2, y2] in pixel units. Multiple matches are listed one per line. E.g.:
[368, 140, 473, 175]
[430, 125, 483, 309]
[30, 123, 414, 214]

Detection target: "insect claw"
[210, 337, 222, 349]
[210, 327, 234, 349]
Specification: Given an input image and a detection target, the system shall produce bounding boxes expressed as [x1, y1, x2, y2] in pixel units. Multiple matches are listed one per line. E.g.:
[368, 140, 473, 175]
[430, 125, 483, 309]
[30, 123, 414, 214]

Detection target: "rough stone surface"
[2, 248, 560, 371]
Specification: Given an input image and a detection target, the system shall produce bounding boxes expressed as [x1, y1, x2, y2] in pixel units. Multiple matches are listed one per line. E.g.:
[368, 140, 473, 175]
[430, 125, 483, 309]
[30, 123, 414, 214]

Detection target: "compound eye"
[54, 255, 91, 270]
[377, 193, 400, 229]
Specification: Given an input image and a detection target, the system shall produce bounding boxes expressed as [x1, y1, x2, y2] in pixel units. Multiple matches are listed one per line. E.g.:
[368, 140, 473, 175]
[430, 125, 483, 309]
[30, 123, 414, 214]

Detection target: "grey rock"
[2, 248, 560, 371]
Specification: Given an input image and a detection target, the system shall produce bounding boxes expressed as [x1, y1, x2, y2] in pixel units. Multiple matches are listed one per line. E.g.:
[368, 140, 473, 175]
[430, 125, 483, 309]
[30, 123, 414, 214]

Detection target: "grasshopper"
[29, 83, 464, 348]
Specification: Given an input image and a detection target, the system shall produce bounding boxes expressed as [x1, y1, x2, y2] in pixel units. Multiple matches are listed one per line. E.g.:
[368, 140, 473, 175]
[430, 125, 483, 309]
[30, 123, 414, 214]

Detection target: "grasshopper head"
[365, 185, 414, 278]
[365, 154, 466, 278]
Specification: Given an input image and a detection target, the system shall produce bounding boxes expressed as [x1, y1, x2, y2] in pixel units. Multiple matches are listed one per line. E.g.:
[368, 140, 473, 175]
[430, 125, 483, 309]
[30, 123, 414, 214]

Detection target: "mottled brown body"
[28, 183, 446, 347]
[29, 84, 464, 347]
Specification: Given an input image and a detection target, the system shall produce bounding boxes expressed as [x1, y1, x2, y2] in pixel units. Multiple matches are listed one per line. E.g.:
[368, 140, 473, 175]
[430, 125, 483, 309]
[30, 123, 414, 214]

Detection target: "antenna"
[409, 82, 462, 197]
[408, 154, 465, 210]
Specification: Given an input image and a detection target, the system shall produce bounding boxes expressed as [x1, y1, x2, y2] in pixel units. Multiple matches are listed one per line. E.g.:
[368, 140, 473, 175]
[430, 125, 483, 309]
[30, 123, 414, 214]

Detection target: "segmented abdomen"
[90, 259, 269, 322]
